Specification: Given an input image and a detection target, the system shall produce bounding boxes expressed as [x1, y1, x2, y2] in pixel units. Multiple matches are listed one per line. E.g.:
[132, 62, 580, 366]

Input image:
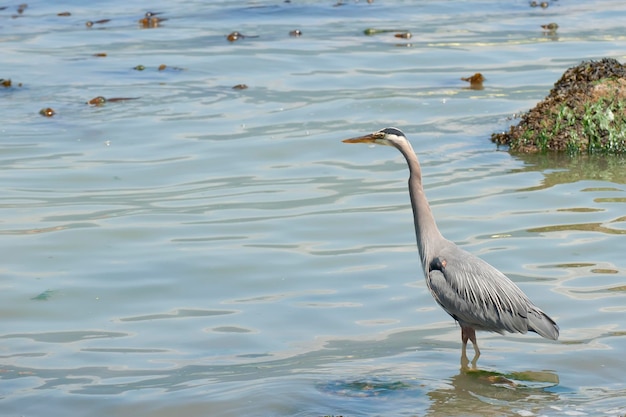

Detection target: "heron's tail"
[528, 307, 559, 340]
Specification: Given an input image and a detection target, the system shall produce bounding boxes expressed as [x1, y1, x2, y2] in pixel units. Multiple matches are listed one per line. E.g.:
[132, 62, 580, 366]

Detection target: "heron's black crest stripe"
[380, 127, 405, 137]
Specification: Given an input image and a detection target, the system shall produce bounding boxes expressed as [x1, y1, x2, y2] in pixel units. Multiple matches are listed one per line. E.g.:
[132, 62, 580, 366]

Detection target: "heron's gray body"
[343, 127, 559, 358]
[425, 242, 558, 339]
[408, 162, 558, 340]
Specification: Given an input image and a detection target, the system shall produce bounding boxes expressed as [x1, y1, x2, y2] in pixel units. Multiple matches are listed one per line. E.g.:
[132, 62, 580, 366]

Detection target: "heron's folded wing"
[426, 247, 530, 334]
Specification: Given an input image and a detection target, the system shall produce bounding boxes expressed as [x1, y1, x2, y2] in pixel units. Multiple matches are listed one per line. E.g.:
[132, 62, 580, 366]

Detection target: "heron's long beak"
[342, 133, 376, 144]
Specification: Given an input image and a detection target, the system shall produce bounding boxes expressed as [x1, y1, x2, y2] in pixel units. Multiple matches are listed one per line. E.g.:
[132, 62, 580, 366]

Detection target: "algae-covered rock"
[492, 58, 626, 153]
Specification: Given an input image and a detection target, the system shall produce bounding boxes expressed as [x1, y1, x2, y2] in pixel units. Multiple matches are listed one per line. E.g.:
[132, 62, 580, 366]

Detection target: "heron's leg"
[461, 326, 481, 358]
[460, 345, 470, 369]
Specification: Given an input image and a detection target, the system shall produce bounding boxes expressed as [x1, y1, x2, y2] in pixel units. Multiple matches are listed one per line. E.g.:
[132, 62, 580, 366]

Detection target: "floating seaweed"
[461, 72, 485, 90]
[31, 289, 58, 301]
[133, 64, 184, 72]
[87, 96, 139, 106]
[39, 108, 56, 117]
[363, 28, 408, 36]
[394, 32, 412, 39]
[86, 19, 111, 28]
[226, 31, 259, 42]
[139, 12, 166, 29]
[541, 22, 558, 31]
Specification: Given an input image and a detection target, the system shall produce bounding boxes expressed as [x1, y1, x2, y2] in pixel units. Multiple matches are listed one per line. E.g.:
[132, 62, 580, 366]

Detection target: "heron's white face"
[342, 127, 407, 146]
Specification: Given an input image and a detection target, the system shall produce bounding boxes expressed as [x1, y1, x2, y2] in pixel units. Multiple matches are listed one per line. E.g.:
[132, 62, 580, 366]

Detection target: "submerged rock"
[492, 58, 626, 153]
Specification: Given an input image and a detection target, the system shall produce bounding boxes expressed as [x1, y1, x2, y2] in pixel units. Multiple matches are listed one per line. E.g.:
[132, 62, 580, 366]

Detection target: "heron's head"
[342, 127, 408, 148]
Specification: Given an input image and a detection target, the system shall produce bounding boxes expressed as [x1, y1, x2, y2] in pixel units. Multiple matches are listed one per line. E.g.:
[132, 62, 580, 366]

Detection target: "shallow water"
[2, 1, 626, 416]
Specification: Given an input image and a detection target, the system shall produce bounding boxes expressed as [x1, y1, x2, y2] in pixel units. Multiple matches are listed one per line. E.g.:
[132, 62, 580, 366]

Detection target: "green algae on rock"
[492, 58, 626, 154]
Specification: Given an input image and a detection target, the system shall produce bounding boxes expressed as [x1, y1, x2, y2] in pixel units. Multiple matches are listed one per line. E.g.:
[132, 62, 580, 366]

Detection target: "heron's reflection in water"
[319, 365, 559, 417]
[461, 349, 480, 370]
[426, 366, 559, 417]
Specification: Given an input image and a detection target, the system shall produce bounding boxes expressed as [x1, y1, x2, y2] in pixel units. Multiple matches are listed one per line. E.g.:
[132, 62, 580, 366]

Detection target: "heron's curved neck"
[395, 141, 443, 271]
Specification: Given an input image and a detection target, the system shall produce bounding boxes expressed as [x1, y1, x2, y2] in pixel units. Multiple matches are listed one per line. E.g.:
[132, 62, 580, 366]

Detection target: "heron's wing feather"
[526, 304, 559, 340]
[426, 244, 533, 334]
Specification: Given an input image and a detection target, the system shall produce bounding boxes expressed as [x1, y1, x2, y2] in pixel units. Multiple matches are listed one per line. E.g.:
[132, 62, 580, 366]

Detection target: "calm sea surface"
[2, 1, 626, 416]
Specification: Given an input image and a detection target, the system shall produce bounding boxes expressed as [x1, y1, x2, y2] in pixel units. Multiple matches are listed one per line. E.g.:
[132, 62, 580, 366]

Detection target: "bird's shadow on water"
[319, 364, 560, 417]
[316, 328, 561, 416]
[319, 366, 560, 417]
[423, 366, 560, 416]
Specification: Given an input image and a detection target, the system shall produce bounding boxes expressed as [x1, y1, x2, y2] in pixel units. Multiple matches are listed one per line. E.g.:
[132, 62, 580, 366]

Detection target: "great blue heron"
[343, 127, 559, 364]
